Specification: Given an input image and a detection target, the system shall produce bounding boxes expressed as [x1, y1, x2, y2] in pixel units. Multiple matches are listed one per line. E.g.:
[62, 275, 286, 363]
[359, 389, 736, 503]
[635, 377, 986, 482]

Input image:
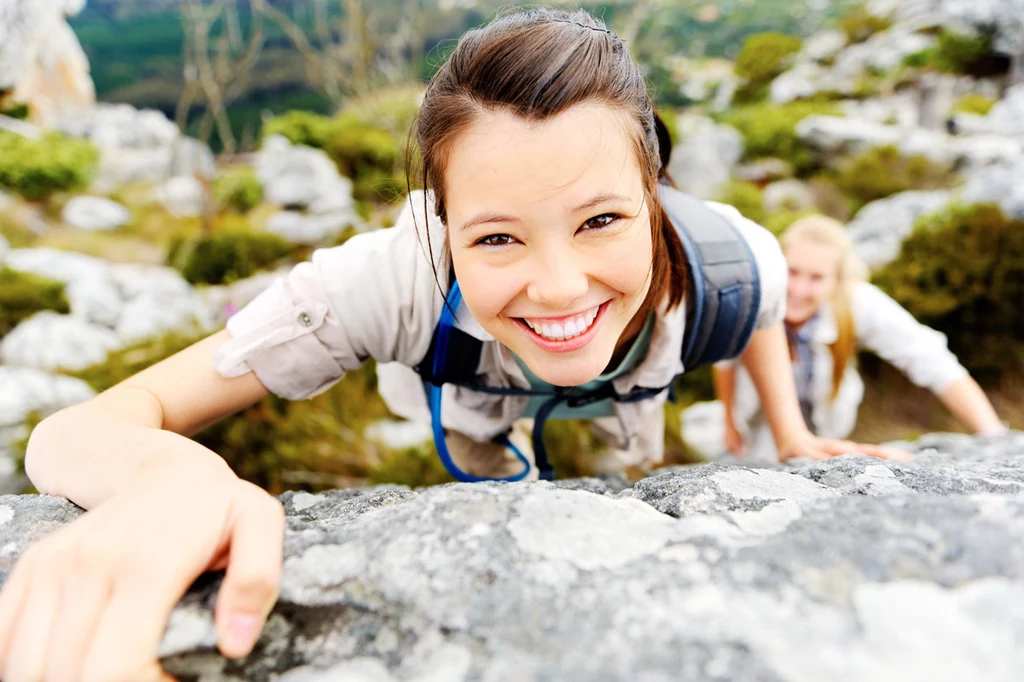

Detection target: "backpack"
[416, 185, 761, 482]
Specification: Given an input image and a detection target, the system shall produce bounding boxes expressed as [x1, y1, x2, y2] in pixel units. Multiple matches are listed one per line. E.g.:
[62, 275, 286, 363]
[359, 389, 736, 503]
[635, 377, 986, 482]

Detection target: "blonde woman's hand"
[724, 421, 748, 458]
[779, 432, 914, 462]
[0, 469, 285, 682]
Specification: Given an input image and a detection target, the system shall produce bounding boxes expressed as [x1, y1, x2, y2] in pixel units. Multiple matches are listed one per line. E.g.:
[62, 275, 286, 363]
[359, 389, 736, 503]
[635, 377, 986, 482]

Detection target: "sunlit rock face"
[0, 0, 95, 126]
[0, 432, 1022, 681]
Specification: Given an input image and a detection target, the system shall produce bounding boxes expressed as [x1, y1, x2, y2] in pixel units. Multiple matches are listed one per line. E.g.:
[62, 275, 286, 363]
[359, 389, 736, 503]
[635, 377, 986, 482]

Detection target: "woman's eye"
[582, 213, 621, 231]
[477, 234, 515, 247]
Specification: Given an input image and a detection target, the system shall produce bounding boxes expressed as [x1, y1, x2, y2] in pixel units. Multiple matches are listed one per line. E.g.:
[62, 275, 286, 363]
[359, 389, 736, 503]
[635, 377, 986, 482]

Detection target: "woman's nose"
[525, 244, 588, 310]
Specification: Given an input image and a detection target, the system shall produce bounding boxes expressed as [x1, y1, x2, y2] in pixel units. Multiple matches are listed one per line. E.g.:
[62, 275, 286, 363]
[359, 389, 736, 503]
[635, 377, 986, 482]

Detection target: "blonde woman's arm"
[740, 323, 911, 461]
[712, 364, 747, 456]
[852, 283, 1005, 435]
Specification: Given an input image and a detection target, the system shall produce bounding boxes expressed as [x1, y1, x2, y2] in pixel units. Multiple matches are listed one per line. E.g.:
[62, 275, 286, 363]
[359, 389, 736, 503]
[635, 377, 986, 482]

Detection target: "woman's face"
[784, 239, 840, 326]
[444, 104, 653, 387]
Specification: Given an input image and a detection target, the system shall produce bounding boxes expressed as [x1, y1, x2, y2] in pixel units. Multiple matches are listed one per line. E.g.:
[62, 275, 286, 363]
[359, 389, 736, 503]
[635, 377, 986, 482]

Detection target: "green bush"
[952, 93, 996, 116]
[715, 180, 765, 224]
[902, 48, 936, 69]
[840, 4, 892, 44]
[763, 207, 818, 236]
[833, 145, 957, 212]
[0, 267, 70, 337]
[721, 101, 840, 174]
[733, 32, 803, 103]
[0, 131, 98, 201]
[213, 167, 264, 213]
[262, 110, 335, 149]
[168, 227, 296, 285]
[0, 102, 30, 120]
[873, 203, 1024, 378]
[936, 29, 997, 75]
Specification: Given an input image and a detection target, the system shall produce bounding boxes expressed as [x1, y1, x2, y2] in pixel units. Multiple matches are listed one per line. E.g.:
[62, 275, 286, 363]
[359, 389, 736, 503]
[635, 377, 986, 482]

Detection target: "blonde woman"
[714, 214, 1006, 461]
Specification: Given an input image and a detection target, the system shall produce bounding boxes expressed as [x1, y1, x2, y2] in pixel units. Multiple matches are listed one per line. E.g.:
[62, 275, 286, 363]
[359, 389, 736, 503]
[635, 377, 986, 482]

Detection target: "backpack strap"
[658, 186, 762, 370]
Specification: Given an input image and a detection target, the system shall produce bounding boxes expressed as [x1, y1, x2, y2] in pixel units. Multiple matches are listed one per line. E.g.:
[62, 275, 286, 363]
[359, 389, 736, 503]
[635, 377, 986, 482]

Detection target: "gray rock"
[0, 311, 121, 371]
[679, 400, 726, 460]
[0, 0, 93, 125]
[846, 189, 953, 268]
[976, 84, 1024, 137]
[3, 433, 1023, 680]
[734, 157, 794, 183]
[763, 179, 816, 213]
[802, 30, 847, 63]
[152, 176, 207, 219]
[264, 210, 359, 246]
[961, 158, 1024, 220]
[5, 247, 109, 285]
[667, 115, 743, 200]
[0, 233, 9, 266]
[0, 365, 94, 431]
[61, 196, 131, 232]
[256, 136, 356, 211]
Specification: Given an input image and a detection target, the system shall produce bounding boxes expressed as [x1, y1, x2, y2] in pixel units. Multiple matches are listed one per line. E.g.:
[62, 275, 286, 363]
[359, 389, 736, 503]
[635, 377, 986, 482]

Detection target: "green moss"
[0, 102, 30, 120]
[0, 131, 99, 201]
[0, 267, 70, 337]
[832, 145, 957, 213]
[213, 167, 264, 213]
[762, 208, 818, 236]
[952, 93, 996, 116]
[733, 32, 803, 103]
[721, 101, 840, 175]
[840, 4, 892, 44]
[935, 29, 1000, 76]
[873, 203, 1024, 378]
[715, 180, 766, 224]
[168, 226, 296, 285]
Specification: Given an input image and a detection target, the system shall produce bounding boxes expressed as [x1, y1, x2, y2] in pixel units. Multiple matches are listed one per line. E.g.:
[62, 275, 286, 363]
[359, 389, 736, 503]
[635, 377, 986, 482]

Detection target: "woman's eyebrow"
[457, 192, 634, 233]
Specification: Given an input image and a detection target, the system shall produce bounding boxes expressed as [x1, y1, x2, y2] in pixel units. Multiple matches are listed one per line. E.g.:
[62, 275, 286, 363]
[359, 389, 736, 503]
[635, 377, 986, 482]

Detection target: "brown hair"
[407, 8, 687, 317]
[781, 215, 868, 402]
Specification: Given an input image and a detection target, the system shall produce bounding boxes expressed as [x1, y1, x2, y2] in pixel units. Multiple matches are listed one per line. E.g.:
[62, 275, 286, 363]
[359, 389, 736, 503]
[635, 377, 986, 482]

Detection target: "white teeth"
[523, 305, 600, 341]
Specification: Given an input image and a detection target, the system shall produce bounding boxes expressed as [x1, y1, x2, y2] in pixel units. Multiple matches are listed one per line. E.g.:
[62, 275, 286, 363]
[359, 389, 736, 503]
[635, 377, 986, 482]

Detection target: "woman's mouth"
[514, 302, 609, 352]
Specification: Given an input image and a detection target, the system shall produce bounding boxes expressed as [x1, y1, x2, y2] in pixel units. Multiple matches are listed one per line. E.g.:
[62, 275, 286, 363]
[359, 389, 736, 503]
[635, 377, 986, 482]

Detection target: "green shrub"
[168, 227, 296, 285]
[936, 29, 997, 75]
[715, 180, 766, 224]
[262, 110, 335, 149]
[0, 131, 98, 201]
[873, 203, 1024, 378]
[763, 208, 818, 236]
[0, 102, 30, 120]
[733, 32, 803, 103]
[902, 48, 936, 69]
[0, 267, 70, 337]
[213, 167, 264, 213]
[721, 101, 840, 174]
[840, 4, 892, 44]
[952, 93, 996, 116]
[833, 145, 957, 212]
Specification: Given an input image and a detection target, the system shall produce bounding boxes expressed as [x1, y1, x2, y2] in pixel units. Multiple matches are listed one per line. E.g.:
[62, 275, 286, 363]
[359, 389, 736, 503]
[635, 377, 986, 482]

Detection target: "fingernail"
[224, 613, 262, 655]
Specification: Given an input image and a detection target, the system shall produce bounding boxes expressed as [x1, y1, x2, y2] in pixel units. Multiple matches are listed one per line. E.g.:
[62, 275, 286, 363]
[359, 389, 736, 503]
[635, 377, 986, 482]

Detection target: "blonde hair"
[780, 215, 867, 402]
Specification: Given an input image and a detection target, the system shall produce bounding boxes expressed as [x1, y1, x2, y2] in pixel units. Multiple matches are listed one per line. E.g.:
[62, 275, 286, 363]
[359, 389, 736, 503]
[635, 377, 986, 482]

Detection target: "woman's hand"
[778, 431, 913, 462]
[0, 469, 285, 682]
[724, 420, 748, 458]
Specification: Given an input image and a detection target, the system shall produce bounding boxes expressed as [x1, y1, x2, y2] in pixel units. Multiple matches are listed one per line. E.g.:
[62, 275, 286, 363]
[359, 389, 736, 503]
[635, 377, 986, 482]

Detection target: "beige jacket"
[213, 190, 787, 459]
[731, 281, 969, 461]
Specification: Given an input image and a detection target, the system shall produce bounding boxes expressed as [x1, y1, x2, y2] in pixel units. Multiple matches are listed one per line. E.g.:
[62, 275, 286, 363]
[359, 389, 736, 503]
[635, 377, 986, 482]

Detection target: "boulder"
[667, 115, 743, 200]
[152, 176, 207, 219]
[0, 0, 94, 126]
[846, 189, 954, 268]
[255, 135, 356, 210]
[61, 196, 131, 232]
[0, 311, 121, 371]
[763, 179, 816, 213]
[2, 433, 1023, 680]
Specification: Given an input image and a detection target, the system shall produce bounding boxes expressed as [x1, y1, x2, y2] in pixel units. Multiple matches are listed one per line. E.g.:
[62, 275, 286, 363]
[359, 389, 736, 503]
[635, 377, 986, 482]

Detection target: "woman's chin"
[518, 352, 608, 387]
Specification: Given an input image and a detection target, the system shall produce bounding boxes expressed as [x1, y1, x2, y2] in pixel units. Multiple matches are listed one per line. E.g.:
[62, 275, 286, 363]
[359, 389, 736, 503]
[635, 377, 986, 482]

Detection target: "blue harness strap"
[417, 186, 761, 482]
[426, 282, 533, 482]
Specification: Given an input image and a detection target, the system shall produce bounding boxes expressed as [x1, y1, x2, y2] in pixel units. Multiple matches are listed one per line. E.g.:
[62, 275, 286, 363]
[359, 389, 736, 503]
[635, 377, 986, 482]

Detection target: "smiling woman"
[4, 8, 919, 679]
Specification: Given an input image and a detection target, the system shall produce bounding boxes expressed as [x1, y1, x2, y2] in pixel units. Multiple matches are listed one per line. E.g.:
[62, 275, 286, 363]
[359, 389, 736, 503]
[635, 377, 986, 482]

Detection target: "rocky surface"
[1, 432, 1022, 681]
[0, 0, 94, 125]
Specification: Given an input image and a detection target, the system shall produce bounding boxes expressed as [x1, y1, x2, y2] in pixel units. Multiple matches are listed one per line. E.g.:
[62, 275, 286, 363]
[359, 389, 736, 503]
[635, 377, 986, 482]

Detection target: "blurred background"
[1, 0, 1022, 494]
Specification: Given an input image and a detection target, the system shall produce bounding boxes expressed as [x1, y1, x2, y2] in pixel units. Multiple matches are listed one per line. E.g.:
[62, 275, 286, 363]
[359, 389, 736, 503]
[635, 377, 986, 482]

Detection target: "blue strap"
[427, 282, 531, 482]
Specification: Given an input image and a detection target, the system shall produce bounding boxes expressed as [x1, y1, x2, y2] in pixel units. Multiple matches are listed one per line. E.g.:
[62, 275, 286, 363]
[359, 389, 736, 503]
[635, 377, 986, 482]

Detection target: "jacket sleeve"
[211, 191, 446, 400]
[853, 282, 968, 393]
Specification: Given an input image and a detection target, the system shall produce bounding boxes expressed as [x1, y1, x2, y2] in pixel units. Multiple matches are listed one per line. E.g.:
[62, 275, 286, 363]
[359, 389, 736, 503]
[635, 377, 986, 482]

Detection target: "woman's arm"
[26, 330, 270, 509]
[852, 283, 1005, 436]
[740, 323, 911, 461]
[712, 364, 747, 456]
[936, 375, 1006, 435]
